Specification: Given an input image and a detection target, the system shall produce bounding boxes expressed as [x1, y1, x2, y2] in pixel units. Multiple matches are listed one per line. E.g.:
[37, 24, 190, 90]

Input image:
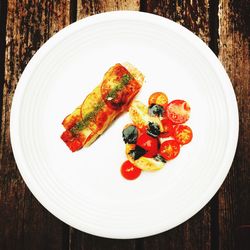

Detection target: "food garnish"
[61, 63, 144, 152]
[121, 92, 192, 180]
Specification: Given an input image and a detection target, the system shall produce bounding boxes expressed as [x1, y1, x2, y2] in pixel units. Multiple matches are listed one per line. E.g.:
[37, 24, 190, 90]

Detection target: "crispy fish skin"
[61, 63, 144, 152]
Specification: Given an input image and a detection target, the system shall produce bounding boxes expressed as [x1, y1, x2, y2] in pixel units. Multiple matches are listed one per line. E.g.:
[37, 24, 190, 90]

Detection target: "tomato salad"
[121, 92, 193, 180]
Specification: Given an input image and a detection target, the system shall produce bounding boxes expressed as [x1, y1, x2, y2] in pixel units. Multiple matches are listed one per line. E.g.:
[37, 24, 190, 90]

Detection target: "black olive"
[148, 104, 164, 117]
[122, 125, 138, 144]
[154, 154, 167, 163]
[129, 145, 147, 160]
[147, 122, 160, 137]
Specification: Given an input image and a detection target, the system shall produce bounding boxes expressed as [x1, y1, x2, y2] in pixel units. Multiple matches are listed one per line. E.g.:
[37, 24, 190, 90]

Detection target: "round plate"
[10, 11, 238, 239]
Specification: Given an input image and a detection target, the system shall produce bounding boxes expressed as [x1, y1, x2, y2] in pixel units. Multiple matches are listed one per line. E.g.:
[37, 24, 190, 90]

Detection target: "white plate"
[10, 11, 238, 239]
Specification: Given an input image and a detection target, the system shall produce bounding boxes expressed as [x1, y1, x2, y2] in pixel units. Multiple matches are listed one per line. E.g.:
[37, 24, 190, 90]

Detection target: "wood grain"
[70, 1, 140, 249]
[71, 1, 212, 249]
[0, 0, 7, 130]
[0, 0, 71, 249]
[69, 229, 137, 250]
[77, 0, 140, 19]
[0, 0, 249, 249]
[141, 0, 210, 44]
[137, 1, 212, 250]
[218, 0, 250, 249]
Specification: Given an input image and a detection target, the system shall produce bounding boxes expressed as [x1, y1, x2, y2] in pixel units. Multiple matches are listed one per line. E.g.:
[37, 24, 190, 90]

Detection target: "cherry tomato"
[148, 92, 168, 106]
[137, 133, 159, 158]
[166, 100, 190, 124]
[159, 118, 174, 138]
[160, 140, 180, 160]
[173, 125, 193, 145]
[121, 161, 141, 180]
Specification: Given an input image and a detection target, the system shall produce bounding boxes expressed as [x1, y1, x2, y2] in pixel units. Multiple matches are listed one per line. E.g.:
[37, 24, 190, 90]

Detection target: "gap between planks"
[208, 0, 220, 249]
[0, 0, 8, 140]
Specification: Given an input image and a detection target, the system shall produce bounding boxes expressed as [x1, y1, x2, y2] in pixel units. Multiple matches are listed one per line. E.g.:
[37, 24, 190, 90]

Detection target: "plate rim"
[10, 11, 239, 239]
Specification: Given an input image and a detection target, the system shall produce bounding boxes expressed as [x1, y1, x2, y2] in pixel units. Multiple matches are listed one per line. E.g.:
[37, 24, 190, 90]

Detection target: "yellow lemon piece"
[129, 100, 163, 131]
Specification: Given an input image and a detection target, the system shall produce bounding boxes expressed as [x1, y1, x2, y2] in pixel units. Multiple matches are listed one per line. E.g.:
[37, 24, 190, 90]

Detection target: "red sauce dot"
[121, 161, 141, 180]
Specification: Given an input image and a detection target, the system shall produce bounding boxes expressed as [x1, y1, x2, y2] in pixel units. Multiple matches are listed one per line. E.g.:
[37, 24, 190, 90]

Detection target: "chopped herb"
[71, 74, 131, 134]
[106, 74, 131, 100]
[121, 74, 131, 85]
[71, 101, 104, 134]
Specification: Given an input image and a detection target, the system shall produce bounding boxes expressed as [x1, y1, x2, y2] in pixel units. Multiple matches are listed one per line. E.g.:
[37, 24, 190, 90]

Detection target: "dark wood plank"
[71, 1, 212, 250]
[69, 229, 136, 250]
[134, 207, 211, 250]
[77, 0, 140, 18]
[0, 1, 71, 249]
[218, 0, 250, 250]
[70, 3, 141, 250]
[69, 210, 210, 250]
[138, 1, 212, 250]
[141, 0, 210, 44]
[0, 0, 7, 128]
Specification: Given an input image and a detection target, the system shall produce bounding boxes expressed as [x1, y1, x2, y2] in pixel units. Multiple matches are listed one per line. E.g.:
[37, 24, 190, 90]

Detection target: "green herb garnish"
[70, 74, 131, 134]
[121, 74, 131, 85]
[71, 101, 104, 134]
[106, 74, 131, 100]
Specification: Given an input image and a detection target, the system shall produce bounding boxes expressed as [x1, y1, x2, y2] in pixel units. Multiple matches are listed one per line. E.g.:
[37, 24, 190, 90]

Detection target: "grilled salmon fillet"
[61, 63, 144, 152]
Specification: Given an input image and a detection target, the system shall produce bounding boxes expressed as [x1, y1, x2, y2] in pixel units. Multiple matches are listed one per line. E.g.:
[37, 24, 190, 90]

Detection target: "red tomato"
[159, 118, 174, 138]
[174, 125, 193, 145]
[160, 140, 180, 160]
[95, 111, 108, 130]
[137, 133, 160, 158]
[61, 130, 73, 142]
[148, 92, 168, 106]
[121, 161, 141, 180]
[67, 138, 82, 152]
[166, 100, 190, 124]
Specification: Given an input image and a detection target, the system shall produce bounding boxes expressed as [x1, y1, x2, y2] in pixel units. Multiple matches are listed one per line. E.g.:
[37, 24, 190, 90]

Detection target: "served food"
[121, 92, 193, 180]
[61, 63, 144, 152]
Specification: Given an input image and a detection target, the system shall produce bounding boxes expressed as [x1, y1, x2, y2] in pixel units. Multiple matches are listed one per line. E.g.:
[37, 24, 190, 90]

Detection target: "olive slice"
[147, 122, 160, 137]
[154, 154, 167, 163]
[122, 125, 138, 144]
[129, 145, 147, 160]
[148, 104, 164, 117]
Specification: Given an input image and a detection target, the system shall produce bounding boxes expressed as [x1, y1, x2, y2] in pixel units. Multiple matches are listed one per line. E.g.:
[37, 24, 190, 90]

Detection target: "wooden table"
[0, 1, 249, 249]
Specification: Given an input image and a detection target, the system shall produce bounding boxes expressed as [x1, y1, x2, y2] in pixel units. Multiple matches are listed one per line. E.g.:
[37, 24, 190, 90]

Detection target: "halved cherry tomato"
[137, 133, 159, 158]
[159, 118, 174, 138]
[160, 140, 180, 160]
[166, 100, 190, 124]
[173, 125, 193, 145]
[121, 160, 141, 180]
[148, 92, 168, 106]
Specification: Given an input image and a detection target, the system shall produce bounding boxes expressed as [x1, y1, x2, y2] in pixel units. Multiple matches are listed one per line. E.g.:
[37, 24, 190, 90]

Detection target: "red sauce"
[121, 161, 141, 180]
